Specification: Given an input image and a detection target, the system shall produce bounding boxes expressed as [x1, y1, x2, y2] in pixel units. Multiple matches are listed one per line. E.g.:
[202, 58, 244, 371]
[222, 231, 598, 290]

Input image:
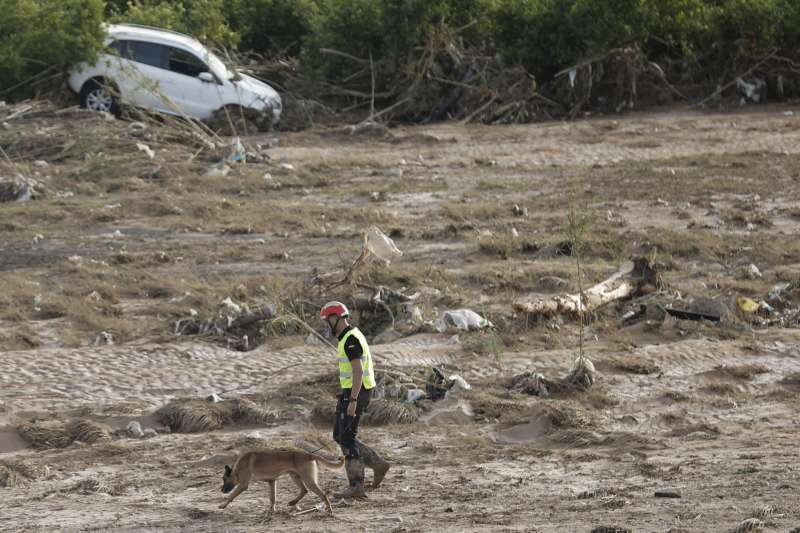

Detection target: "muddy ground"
[1, 101, 800, 532]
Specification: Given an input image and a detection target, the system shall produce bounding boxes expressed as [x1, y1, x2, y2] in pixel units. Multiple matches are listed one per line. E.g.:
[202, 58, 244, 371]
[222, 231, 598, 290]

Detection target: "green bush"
[488, 0, 651, 81]
[0, 0, 105, 97]
[301, 0, 492, 86]
[223, 0, 319, 57]
[112, 0, 239, 49]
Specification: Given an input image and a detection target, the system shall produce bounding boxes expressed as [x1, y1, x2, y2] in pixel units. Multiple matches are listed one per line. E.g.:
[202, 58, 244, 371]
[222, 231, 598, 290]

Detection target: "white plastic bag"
[366, 226, 403, 263]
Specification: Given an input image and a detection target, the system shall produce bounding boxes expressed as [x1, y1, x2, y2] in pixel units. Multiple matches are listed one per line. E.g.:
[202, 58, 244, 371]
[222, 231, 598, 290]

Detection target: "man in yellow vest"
[320, 301, 391, 498]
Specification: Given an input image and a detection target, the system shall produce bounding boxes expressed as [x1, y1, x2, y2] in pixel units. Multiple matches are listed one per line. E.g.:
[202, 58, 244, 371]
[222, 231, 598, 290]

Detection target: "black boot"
[360, 444, 391, 490]
[334, 458, 367, 499]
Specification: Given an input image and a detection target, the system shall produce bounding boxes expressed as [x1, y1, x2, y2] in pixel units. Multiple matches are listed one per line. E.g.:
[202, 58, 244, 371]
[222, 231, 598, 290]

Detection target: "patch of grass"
[714, 364, 769, 380]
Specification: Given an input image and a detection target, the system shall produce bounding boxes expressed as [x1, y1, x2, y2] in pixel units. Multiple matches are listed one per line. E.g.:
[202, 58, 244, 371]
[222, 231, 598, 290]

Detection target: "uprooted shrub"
[155, 397, 279, 433]
[16, 417, 112, 449]
[311, 398, 419, 426]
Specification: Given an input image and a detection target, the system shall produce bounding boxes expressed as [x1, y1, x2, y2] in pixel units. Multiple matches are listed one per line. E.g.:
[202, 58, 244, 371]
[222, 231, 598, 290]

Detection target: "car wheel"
[80, 79, 120, 116]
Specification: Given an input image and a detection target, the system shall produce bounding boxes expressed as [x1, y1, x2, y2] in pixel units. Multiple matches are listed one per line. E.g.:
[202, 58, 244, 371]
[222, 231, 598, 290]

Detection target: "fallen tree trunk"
[514, 257, 662, 319]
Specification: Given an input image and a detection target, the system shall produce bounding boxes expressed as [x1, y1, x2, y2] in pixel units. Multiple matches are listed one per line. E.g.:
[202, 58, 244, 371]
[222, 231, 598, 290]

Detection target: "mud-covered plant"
[565, 204, 596, 389]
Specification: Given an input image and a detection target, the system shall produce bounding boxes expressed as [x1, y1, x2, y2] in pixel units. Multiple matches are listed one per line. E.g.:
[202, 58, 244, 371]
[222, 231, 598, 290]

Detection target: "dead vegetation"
[155, 397, 280, 433]
[0, 459, 49, 488]
[15, 417, 113, 449]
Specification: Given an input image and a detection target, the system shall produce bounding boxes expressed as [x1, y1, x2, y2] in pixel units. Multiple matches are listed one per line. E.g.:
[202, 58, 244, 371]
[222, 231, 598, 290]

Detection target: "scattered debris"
[515, 257, 662, 319]
[0, 175, 41, 203]
[663, 306, 722, 323]
[365, 226, 403, 263]
[432, 309, 492, 332]
[206, 393, 224, 403]
[93, 331, 114, 346]
[729, 518, 765, 533]
[509, 371, 551, 397]
[738, 263, 762, 280]
[654, 490, 682, 498]
[204, 161, 230, 178]
[126, 421, 144, 439]
[136, 142, 155, 160]
[425, 368, 472, 400]
[405, 389, 426, 403]
[566, 356, 596, 389]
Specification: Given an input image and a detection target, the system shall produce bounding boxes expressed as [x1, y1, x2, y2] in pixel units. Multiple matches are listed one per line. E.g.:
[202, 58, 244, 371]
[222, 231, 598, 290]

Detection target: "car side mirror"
[198, 72, 215, 83]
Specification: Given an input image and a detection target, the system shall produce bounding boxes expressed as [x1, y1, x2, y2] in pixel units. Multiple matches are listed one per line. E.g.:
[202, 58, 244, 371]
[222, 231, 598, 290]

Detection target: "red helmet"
[320, 301, 349, 319]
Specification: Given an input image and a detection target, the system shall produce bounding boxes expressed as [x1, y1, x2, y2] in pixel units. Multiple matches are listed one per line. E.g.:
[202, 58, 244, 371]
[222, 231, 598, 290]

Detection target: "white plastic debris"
[366, 226, 403, 263]
[569, 69, 577, 88]
[410, 306, 424, 325]
[445, 375, 472, 398]
[94, 331, 114, 346]
[736, 77, 766, 104]
[204, 162, 230, 178]
[136, 142, 155, 160]
[32, 233, 44, 244]
[126, 421, 144, 438]
[206, 393, 224, 403]
[227, 137, 246, 163]
[304, 333, 324, 345]
[739, 263, 762, 279]
[128, 121, 147, 135]
[278, 162, 295, 173]
[405, 389, 426, 403]
[33, 160, 48, 168]
[221, 297, 241, 315]
[434, 309, 493, 332]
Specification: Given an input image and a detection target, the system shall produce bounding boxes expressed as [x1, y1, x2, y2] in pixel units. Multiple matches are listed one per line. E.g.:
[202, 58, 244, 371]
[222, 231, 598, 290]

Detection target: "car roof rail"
[113, 23, 193, 40]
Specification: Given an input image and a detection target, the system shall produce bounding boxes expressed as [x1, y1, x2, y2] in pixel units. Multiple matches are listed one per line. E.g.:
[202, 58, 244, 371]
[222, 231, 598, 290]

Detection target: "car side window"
[167, 47, 210, 79]
[128, 41, 167, 69]
[107, 40, 131, 58]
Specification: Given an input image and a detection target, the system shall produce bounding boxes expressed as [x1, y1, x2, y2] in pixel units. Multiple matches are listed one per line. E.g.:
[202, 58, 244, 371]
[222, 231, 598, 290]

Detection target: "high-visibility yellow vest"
[337, 328, 375, 390]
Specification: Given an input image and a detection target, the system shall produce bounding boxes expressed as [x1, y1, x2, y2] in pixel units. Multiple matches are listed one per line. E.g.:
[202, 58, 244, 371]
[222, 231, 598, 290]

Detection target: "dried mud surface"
[2, 104, 800, 532]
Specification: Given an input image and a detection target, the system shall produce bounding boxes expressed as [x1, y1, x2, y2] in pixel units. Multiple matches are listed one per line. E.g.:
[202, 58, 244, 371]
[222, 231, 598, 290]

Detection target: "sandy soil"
[1, 103, 800, 532]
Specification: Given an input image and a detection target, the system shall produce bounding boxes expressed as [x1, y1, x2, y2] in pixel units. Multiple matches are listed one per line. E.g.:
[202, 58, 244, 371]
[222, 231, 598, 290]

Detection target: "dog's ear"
[224, 465, 232, 476]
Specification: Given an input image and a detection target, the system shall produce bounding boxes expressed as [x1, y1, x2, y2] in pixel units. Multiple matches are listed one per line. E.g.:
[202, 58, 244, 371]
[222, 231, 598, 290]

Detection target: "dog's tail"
[311, 454, 346, 470]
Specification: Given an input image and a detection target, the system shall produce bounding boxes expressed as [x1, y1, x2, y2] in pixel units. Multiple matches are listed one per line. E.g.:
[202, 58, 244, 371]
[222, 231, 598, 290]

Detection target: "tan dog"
[219, 449, 344, 515]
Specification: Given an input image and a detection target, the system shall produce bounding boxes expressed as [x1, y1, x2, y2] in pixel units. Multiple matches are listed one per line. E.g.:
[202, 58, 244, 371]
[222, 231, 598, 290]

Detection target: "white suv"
[68, 24, 282, 131]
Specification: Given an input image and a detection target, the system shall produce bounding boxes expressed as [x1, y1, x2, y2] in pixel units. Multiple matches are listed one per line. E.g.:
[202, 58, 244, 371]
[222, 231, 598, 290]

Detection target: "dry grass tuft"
[70, 476, 129, 497]
[715, 364, 769, 380]
[362, 400, 419, 425]
[546, 429, 606, 448]
[66, 419, 113, 444]
[728, 518, 765, 533]
[702, 383, 739, 396]
[16, 420, 74, 449]
[543, 402, 595, 430]
[156, 397, 280, 433]
[0, 459, 49, 488]
[469, 391, 527, 421]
